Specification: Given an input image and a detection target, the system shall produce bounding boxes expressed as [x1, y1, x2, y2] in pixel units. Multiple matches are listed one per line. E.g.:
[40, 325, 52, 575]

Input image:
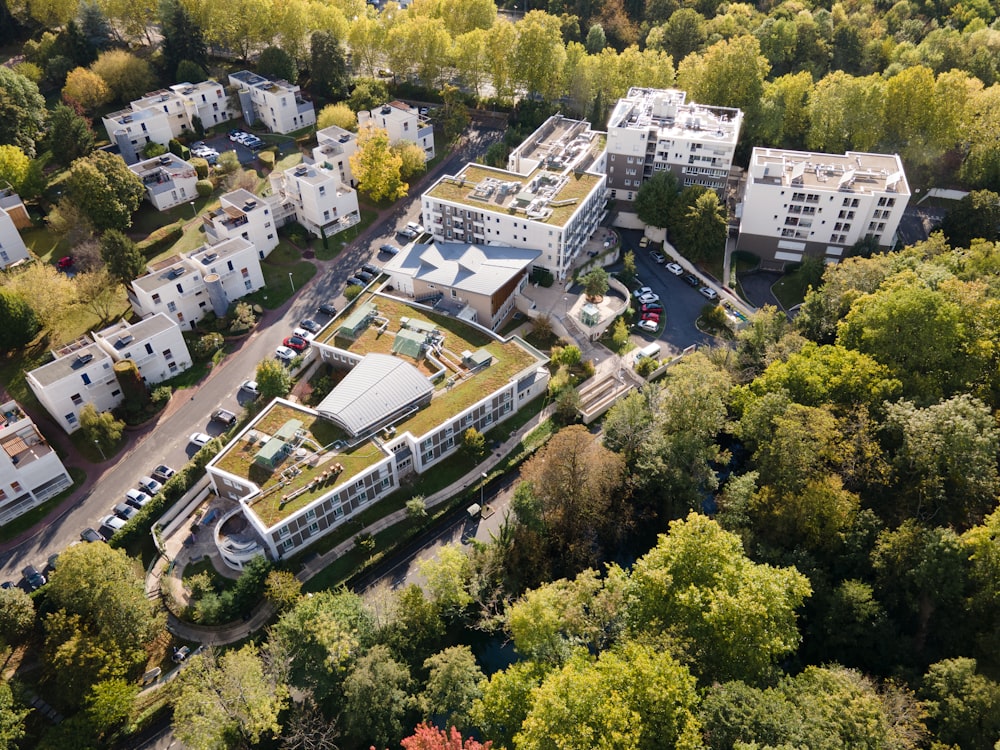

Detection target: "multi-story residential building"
[311, 125, 358, 187]
[205, 292, 550, 566]
[382, 241, 539, 331]
[129, 153, 198, 211]
[0, 196, 29, 270]
[267, 161, 361, 240]
[737, 147, 911, 267]
[228, 71, 316, 134]
[127, 237, 265, 327]
[103, 80, 233, 164]
[422, 115, 607, 281]
[0, 400, 73, 525]
[202, 190, 279, 257]
[358, 101, 435, 161]
[606, 87, 742, 201]
[26, 313, 192, 433]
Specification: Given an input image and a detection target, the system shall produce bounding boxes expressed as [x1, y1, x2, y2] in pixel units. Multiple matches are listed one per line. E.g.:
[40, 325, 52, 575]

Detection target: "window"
[152, 293, 161, 304]
[241, 267, 249, 278]
[66, 413, 77, 425]
[111, 389, 121, 397]
[167, 301, 177, 313]
[279, 526, 291, 539]
[145, 343, 154, 355]
[81, 373, 91, 386]
[168, 362, 177, 372]
[305, 509, 316, 521]
[308, 521, 319, 534]
[11, 481, 21, 492]
[227, 261, 234, 271]
[319, 186, 325, 196]
[163, 349, 173, 360]
[282, 539, 293, 551]
[71, 393, 83, 405]
[175, 283, 183, 293]
[245, 280, 253, 290]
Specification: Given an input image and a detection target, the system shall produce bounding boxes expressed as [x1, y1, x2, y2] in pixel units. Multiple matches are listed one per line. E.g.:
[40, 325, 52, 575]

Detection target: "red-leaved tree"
[400, 724, 492, 750]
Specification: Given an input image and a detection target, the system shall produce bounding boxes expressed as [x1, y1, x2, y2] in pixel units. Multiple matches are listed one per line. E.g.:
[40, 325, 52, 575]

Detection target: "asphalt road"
[0, 127, 500, 586]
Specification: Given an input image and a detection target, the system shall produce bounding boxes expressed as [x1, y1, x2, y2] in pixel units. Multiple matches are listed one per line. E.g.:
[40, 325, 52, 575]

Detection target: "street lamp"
[93, 439, 106, 462]
[288, 272, 295, 293]
[480, 472, 488, 507]
[190, 201, 196, 218]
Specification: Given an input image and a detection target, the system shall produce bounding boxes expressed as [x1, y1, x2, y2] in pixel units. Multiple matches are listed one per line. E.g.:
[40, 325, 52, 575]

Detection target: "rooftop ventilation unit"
[202, 252, 218, 263]
[294, 166, 308, 176]
[74, 353, 94, 367]
[244, 199, 257, 209]
[117, 334, 133, 347]
[339, 134, 351, 142]
[167, 268, 184, 279]
[158, 155, 172, 165]
[381, 106, 392, 115]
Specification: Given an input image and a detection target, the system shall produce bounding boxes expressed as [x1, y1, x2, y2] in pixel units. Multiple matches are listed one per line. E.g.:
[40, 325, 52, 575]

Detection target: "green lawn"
[772, 266, 816, 309]
[21, 225, 72, 265]
[241, 240, 317, 310]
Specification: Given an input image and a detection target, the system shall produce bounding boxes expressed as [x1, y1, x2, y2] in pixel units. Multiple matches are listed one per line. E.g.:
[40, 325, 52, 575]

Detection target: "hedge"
[138, 224, 184, 257]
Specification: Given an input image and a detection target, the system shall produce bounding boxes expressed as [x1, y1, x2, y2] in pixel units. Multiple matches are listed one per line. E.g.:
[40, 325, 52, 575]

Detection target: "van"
[638, 342, 661, 360]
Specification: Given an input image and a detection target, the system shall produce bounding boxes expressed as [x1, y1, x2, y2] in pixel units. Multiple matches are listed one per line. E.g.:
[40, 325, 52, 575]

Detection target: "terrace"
[318, 294, 542, 438]
[213, 402, 389, 527]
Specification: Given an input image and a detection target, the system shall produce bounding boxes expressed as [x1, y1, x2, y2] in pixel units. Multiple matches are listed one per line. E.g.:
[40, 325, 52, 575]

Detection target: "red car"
[640, 303, 663, 314]
[57, 256, 74, 269]
[641, 312, 661, 323]
[283, 335, 309, 351]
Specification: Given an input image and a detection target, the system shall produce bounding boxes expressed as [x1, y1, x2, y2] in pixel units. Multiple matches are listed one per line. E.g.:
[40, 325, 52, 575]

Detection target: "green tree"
[61, 66, 111, 112]
[90, 50, 153, 102]
[0, 289, 40, 352]
[316, 102, 356, 131]
[159, 0, 207, 76]
[440, 84, 470, 143]
[256, 357, 292, 400]
[921, 658, 1000, 750]
[0, 145, 29, 192]
[257, 45, 297, 84]
[173, 645, 288, 750]
[85, 678, 138, 739]
[620, 249, 637, 286]
[514, 10, 567, 100]
[471, 661, 548, 749]
[0, 682, 27, 750]
[584, 23, 606, 54]
[420, 646, 485, 731]
[657, 9, 706, 62]
[393, 141, 428, 180]
[350, 126, 407, 202]
[634, 169, 678, 228]
[625, 512, 812, 684]
[263, 570, 302, 613]
[806, 71, 885, 153]
[418, 543, 474, 616]
[342, 644, 415, 749]
[308, 30, 349, 100]
[406, 495, 428, 519]
[461, 427, 486, 460]
[452, 28, 491, 99]
[347, 78, 390, 113]
[603, 388, 656, 462]
[959, 83, 1000, 190]
[76, 268, 123, 321]
[0, 67, 46, 156]
[175, 59, 205, 83]
[0, 585, 35, 647]
[78, 403, 124, 454]
[671, 188, 726, 264]
[99, 229, 145, 284]
[939, 189, 1000, 248]
[44, 103, 95, 166]
[581, 267, 609, 299]
[67, 151, 144, 231]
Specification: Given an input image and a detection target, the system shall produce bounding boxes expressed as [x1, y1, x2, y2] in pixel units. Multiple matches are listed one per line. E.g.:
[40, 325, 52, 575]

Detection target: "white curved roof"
[316, 353, 432, 437]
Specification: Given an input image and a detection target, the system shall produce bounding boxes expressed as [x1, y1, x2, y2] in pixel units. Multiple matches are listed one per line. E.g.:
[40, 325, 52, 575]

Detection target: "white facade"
[203, 190, 279, 257]
[129, 153, 198, 211]
[0, 400, 73, 525]
[268, 162, 361, 240]
[91, 314, 193, 385]
[228, 71, 316, 134]
[422, 115, 607, 280]
[127, 237, 265, 327]
[0, 202, 29, 269]
[606, 87, 742, 200]
[358, 101, 435, 160]
[313, 125, 358, 187]
[737, 147, 911, 267]
[103, 80, 233, 164]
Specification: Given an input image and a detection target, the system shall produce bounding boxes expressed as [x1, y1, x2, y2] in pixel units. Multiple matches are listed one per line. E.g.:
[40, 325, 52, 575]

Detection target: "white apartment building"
[103, 80, 232, 164]
[422, 115, 607, 280]
[358, 101, 435, 161]
[203, 190, 279, 257]
[127, 237, 265, 327]
[228, 71, 316, 134]
[737, 148, 911, 267]
[606, 87, 742, 200]
[312, 125, 358, 187]
[268, 161, 361, 240]
[26, 313, 192, 433]
[0, 400, 73, 525]
[129, 153, 198, 211]
[0, 199, 29, 270]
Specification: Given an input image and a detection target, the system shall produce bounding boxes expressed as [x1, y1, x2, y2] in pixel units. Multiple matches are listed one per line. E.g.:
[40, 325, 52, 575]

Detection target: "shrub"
[258, 150, 274, 169]
[344, 284, 364, 302]
[635, 356, 659, 377]
[195, 178, 213, 197]
[530, 267, 554, 287]
[281, 220, 309, 245]
[137, 224, 183, 256]
[190, 157, 208, 179]
[228, 301, 256, 333]
[142, 141, 167, 158]
[151, 386, 172, 407]
[194, 331, 224, 359]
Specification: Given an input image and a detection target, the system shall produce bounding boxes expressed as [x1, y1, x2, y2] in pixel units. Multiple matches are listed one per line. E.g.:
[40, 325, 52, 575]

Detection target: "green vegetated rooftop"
[426, 163, 603, 227]
[213, 402, 388, 527]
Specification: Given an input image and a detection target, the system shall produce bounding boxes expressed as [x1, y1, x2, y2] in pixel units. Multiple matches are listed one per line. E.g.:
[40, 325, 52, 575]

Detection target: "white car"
[292, 327, 315, 341]
[113, 503, 139, 521]
[125, 489, 152, 510]
[99, 514, 127, 534]
[650, 251, 665, 264]
[638, 292, 661, 305]
[189, 432, 211, 447]
[637, 319, 659, 333]
[699, 286, 719, 300]
[633, 286, 653, 298]
[275, 345, 296, 362]
[241, 379, 260, 396]
[665, 262, 683, 276]
[138, 476, 163, 495]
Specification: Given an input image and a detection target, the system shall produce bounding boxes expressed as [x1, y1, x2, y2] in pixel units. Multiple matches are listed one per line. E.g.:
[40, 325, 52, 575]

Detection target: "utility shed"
[392, 329, 425, 358]
[337, 302, 376, 339]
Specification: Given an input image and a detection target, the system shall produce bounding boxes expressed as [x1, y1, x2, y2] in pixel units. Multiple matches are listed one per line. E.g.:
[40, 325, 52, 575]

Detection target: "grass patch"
[497, 313, 527, 338]
[771, 267, 814, 309]
[240, 241, 318, 310]
[0, 467, 87, 543]
[313, 207, 379, 261]
[21, 225, 72, 264]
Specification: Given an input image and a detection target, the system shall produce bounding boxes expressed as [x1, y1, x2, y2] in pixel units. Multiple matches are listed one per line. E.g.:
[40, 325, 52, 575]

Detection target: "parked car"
[419, 107, 429, 116]
[683, 273, 700, 287]
[283, 335, 309, 352]
[22, 565, 46, 592]
[292, 327, 315, 341]
[173, 646, 191, 663]
[138, 476, 163, 495]
[637, 319, 658, 333]
[379, 244, 400, 256]
[244, 136, 265, 150]
[57, 255, 74, 269]
[98, 514, 126, 537]
[81, 527, 104, 543]
[275, 346, 296, 362]
[346, 276, 365, 287]
[640, 303, 663, 314]
[152, 464, 175, 483]
[639, 236, 649, 248]
[699, 286, 719, 300]
[641, 311, 661, 323]
[124, 488, 152, 510]
[355, 269, 374, 283]
[638, 292, 661, 305]
[299, 318, 320, 333]
[318, 302, 338, 316]
[113, 502, 139, 521]
[649, 251, 665, 264]
[241, 379, 260, 396]
[189, 432, 212, 447]
[361, 263, 381, 276]
[665, 262, 683, 276]
[228, 129, 246, 142]
[632, 286, 653, 298]
[211, 409, 237, 427]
